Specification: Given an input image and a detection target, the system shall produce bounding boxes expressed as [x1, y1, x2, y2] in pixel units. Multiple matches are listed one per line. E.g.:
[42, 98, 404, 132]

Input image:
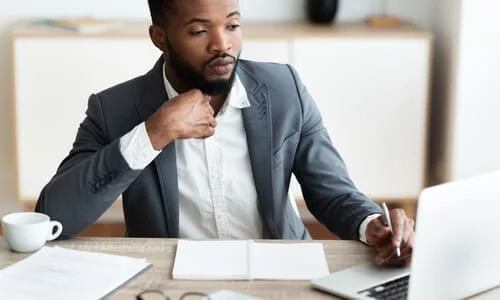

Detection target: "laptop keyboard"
[357, 275, 410, 300]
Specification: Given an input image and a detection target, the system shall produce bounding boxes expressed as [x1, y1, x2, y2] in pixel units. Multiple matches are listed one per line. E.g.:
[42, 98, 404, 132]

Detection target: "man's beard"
[166, 40, 239, 96]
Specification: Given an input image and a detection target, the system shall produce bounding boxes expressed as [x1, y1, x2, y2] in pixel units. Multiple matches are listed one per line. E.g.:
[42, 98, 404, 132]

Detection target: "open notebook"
[172, 240, 330, 280]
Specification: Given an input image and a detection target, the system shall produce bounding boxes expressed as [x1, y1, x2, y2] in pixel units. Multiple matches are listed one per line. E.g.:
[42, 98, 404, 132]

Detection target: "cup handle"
[47, 221, 63, 241]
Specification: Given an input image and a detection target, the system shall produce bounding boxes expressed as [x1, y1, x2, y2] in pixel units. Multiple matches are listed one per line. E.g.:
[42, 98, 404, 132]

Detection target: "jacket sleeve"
[287, 65, 383, 240]
[35, 94, 142, 237]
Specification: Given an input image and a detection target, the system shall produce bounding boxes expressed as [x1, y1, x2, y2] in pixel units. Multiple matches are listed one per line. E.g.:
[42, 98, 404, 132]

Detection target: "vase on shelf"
[306, 0, 339, 24]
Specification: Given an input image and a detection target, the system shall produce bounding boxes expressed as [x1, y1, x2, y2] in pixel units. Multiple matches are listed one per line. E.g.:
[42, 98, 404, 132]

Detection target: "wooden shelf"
[11, 21, 431, 39]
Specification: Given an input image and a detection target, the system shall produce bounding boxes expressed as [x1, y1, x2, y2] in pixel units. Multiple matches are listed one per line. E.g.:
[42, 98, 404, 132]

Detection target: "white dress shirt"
[119, 64, 375, 241]
[121, 65, 262, 239]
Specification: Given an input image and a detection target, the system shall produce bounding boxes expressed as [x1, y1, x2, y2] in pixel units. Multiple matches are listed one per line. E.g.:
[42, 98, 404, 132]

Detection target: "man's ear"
[149, 25, 168, 52]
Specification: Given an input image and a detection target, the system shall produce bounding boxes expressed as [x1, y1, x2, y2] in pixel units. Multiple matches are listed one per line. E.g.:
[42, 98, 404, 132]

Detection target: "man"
[36, 0, 415, 266]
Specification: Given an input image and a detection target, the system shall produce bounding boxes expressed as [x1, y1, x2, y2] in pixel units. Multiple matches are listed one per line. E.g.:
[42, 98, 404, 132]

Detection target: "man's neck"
[164, 65, 191, 95]
[210, 95, 227, 116]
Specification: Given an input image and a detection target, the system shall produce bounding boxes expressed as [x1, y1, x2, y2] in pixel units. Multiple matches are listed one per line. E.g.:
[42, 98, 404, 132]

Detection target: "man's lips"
[207, 56, 235, 67]
[206, 57, 235, 75]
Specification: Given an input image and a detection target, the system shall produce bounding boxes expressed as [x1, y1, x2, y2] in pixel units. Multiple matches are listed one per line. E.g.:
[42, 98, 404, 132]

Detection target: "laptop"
[311, 170, 500, 299]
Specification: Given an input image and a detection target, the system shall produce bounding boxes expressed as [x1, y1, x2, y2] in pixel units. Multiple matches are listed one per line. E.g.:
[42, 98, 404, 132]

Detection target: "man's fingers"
[375, 215, 415, 267]
[367, 229, 391, 247]
[376, 248, 412, 266]
[395, 232, 413, 263]
[385, 255, 411, 267]
[388, 249, 412, 266]
[401, 218, 415, 248]
[204, 126, 215, 137]
[375, 243, 409, 264]
[375, 241, 395, 254]
[400, 227, 415, 255]
[366, 216, 391, 246]
[196, 125, 215, 139]
[375, 251, 395, 265]
[390, 209, 406, 248]
[367, 217, 391, 238]
[208, 117, 217, 128]
[206, 102, 215, 116]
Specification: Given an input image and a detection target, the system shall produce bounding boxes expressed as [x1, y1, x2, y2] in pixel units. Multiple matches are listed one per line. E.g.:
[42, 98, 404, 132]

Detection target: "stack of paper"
[0, 246, 150, 300]
[172, 240, 330, 280]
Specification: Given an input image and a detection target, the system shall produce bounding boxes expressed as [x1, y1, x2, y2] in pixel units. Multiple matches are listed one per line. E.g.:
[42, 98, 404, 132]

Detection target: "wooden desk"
[1, 238, 498, 299]
[0, 238, 369, 299]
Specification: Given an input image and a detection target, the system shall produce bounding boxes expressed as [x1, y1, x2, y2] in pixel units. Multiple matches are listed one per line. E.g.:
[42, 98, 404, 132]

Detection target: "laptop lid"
[311, 170, 500, 299]
[408, 170, 500, 299]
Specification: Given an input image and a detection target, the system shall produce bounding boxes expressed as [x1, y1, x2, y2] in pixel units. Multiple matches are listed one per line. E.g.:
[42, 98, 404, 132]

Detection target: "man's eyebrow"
[226, 11, 240, 18]
[184, 11, 241, 26]
[185, 18, 210, 26]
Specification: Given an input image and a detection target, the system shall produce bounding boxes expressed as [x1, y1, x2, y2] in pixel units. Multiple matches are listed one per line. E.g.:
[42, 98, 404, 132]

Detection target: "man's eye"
[228, 24, 240, 30]
[190, 30, 206, 36]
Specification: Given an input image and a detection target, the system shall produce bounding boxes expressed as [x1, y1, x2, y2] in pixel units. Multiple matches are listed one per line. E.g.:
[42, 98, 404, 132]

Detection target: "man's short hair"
[147, 0, 173, 25]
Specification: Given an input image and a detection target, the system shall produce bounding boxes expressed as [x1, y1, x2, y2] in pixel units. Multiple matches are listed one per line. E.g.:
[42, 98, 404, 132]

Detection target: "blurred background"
[0, 0, 499, 238]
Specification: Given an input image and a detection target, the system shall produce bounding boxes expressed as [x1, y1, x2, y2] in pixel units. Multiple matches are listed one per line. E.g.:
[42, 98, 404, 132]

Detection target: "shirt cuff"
[359, 213, 382, 245]
[120, 122, 161, 170]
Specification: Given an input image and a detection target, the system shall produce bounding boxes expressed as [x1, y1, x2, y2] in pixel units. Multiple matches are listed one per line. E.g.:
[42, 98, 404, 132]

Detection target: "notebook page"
[0, 246, 150, 300]
[251, 242, 330, 280]
[172, 240, 250, 280]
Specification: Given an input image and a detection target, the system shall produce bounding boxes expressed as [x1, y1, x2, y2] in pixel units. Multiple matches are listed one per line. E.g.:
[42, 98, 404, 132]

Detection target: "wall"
[450, 0, 500, 180]
[429, 0, 500, 183]
[427, 0, 462, 184]
[0, 0, 433, 204]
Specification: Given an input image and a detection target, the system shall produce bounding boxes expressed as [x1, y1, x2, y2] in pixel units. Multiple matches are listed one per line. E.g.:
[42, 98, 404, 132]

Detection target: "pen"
[381, 202, 401, 257]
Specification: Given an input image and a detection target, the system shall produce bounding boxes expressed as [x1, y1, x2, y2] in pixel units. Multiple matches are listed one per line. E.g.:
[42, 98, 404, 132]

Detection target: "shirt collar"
[162, 63, 250, 110]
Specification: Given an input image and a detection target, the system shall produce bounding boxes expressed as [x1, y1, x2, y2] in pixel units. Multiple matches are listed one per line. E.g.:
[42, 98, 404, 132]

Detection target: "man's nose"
[208, 30, 232, 53]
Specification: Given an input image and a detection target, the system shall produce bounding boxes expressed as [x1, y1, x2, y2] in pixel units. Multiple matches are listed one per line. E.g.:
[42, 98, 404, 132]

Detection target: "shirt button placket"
[205, 138, 222, 237]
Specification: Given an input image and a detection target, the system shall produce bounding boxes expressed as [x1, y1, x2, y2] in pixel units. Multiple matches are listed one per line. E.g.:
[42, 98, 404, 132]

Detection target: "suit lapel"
[136, 57, 169, 121]
[136, 56, 179, 236]
[134, 59, 278, 238]
[238, 64, 277, 239]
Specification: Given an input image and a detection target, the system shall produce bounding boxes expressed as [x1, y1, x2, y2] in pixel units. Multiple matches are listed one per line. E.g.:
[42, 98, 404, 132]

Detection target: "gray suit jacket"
[36, 58, 382, 239]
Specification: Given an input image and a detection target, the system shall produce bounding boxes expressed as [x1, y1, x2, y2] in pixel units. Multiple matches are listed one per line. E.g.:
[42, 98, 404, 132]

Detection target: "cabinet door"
[241, 39, 290, 64]
[292, 38, 430, 199]
[14, 38, 159, 201]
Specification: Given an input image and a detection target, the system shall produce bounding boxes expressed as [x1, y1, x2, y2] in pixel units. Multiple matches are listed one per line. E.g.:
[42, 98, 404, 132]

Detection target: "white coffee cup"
[1, 212, 63, 252]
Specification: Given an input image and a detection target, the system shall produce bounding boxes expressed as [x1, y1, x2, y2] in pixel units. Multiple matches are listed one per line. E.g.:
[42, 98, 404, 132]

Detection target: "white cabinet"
[11, 23, 431, 202]
[12, 36, 291, 202]
[241, 40, 290, 64]
[13, 38, 159, 200]
[292, 37, 431, 199]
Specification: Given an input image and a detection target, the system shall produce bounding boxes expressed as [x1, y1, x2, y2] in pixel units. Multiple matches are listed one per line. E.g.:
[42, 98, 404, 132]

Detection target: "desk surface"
[0, 238, 498, 299]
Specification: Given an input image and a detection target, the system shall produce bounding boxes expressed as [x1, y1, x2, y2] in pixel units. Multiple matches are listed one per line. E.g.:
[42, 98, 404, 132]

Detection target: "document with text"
[172, 240, 330, 280]
[0, 246, 151, 300]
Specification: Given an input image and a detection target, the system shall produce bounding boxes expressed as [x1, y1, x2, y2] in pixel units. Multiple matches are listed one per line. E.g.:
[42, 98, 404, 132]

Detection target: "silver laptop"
[311, 170, 500, 300]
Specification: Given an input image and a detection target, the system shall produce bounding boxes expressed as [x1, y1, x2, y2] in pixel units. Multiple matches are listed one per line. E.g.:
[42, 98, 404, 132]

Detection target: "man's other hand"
[146, 89, 216, 150]
[366, 208, 415, 266]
